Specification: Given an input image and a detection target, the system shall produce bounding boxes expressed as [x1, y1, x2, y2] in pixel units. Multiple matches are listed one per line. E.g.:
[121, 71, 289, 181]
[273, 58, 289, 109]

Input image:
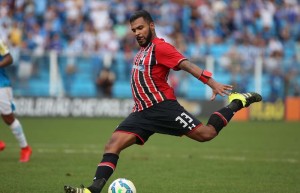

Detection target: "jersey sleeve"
[0, 38, 10, 56]
[155, 42, 187, 70]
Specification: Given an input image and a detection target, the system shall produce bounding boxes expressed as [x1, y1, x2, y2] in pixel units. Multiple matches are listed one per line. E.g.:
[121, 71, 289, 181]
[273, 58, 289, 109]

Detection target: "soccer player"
[64, 10, 262, 193]
[0, 37, 32, 162]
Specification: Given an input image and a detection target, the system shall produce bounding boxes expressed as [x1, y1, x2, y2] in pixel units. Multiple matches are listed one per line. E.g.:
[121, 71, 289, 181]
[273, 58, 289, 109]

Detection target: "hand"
[206, 78, 233, 101]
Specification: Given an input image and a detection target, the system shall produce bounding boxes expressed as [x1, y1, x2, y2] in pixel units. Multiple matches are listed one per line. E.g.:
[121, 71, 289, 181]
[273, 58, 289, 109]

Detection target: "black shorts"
[115, 100, 202, 145]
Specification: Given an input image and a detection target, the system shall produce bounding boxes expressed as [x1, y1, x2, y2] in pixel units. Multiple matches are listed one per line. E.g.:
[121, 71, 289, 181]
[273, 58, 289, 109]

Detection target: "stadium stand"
[0, 0, 299, 101]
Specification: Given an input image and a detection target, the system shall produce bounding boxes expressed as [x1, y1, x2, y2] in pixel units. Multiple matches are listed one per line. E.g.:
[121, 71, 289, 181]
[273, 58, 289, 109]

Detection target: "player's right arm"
[0, 39, 13, 67]
[178, 60, 233, 101]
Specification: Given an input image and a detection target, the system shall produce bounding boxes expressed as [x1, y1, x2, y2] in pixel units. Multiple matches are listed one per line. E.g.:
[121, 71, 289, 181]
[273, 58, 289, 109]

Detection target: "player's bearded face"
[136, 27, 152, 47]
[131, 18, 154, 47]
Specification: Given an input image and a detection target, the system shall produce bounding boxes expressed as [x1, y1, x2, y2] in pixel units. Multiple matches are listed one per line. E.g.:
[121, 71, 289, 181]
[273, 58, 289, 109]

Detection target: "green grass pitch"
[0, 117, 299, 193]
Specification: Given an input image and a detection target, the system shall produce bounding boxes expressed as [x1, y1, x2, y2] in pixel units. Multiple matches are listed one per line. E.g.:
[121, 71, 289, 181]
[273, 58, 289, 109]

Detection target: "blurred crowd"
[0, 0, 300, 100]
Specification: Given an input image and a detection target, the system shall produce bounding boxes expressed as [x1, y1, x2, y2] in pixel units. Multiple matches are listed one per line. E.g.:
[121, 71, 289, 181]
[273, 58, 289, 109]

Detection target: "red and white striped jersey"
[131, 37, 187, 112]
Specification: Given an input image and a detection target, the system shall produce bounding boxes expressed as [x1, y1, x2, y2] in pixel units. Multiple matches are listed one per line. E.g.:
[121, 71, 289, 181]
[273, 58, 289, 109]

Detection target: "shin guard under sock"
[207, 100, 244, 133]
[207, 107, 235, 133]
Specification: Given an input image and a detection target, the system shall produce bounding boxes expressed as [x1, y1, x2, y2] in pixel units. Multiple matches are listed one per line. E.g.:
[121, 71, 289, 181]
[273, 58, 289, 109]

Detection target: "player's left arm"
[178, 60, 233, 101]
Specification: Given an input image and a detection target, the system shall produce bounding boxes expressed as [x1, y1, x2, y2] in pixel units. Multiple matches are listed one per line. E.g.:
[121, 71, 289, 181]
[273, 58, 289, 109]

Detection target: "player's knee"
[2, 113, 15, 125]
[103, 132, 136, 154]
[104, 137, 119, 153]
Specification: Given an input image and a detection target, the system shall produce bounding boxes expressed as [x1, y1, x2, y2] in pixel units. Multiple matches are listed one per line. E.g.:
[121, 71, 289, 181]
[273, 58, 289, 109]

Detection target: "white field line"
[201, 155, 298, 164]
[35, 148, 299, 164]
[3, 143, 299, 164]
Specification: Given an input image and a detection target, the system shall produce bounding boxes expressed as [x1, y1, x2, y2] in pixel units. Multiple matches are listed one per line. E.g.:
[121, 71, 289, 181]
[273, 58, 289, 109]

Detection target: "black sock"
[207, 107, 235, 133]
[88, 178, 106, 193]
[88, 153, 119, 193]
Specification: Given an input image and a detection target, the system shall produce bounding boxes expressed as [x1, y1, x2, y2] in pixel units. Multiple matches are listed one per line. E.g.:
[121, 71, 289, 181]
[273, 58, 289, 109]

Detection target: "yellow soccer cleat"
[64, 185, 91, 193]
[228, 92, 262, 108]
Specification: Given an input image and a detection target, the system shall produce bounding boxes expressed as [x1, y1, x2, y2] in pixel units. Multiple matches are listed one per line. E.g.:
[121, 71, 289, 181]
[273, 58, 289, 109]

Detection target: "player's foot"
[229, 92, 262, 108]
[20, 146, 32, 162]
[0, 141, 5, 151]
[64, 185, 92, 193]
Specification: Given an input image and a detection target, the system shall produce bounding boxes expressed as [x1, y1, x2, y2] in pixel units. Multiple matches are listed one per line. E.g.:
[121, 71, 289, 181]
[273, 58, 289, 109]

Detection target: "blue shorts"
[0, 87, 15, 115]
[115, 100, 202, 144]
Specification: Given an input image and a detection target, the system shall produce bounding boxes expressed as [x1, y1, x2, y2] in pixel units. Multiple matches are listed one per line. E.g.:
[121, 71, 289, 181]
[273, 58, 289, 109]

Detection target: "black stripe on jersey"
[132, 44, 156, 109]
[138, 67, 156, 105]
[150, 46, 167, 100]
[131, 69, 147, 109]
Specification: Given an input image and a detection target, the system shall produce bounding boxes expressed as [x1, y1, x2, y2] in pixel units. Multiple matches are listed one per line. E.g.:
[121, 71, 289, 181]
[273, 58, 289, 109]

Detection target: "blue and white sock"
[9, 119, 28, 148]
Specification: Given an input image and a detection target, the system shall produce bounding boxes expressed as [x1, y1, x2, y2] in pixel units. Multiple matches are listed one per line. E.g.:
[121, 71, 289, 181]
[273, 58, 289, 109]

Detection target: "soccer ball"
[108, 178, 136, 193]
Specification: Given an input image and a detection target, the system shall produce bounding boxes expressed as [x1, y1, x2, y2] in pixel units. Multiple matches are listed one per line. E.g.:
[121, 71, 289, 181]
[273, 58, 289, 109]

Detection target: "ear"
[149, 22, 155, 30]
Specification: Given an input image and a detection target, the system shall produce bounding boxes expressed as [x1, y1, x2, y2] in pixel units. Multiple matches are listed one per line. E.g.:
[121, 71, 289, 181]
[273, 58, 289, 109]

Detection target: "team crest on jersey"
[138, 63, 145, 72]
[132, 63, 145, 72]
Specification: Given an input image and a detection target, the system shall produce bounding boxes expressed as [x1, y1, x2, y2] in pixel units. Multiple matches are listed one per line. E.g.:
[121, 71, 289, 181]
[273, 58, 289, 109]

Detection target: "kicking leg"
[207, 91, 262, 133]
[187, 92, 262, 141]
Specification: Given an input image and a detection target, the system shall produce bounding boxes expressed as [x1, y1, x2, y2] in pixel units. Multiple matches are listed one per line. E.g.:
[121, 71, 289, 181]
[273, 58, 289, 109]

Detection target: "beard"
[137, 28, 153, 47]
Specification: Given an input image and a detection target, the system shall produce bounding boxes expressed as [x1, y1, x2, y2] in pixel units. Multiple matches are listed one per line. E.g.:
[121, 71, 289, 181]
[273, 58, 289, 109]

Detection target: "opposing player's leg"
[64, 131, 137, 193]
[187, 92, 262, 141]
[0, 87, 32, 162]
[2, 113, 32, 162]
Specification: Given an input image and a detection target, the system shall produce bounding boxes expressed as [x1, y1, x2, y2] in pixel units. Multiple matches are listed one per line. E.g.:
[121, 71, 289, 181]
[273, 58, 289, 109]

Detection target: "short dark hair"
[129, 10, 154, 23]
